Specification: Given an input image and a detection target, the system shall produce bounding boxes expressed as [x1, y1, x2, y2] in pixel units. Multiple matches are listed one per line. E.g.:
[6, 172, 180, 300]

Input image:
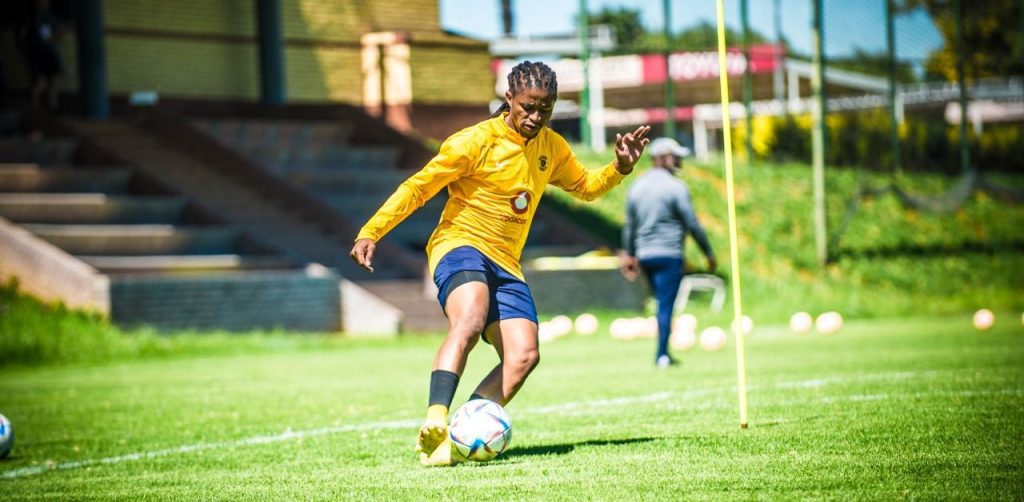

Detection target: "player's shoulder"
[442, 118, 497, 151]
[540, 127, 572, 153]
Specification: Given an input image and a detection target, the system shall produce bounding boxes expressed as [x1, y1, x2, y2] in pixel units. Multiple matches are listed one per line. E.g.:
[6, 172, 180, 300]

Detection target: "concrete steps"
[81, 254, 293, 273]
[0, 193, 185, 223]
[0, 123, 340, 331]
[0, 138, 78, 164]
[23, 223, 241, 255]
[0, 164, 133, 193]
[360, 280, 447, 333]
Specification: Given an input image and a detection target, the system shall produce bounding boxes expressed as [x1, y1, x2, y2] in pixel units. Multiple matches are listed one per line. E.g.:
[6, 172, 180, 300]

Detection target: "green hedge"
[738, 110, 1023, 173]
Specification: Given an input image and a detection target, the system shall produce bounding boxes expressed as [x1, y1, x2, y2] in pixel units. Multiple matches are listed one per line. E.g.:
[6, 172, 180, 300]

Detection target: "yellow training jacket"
[356, 114, 625, 280]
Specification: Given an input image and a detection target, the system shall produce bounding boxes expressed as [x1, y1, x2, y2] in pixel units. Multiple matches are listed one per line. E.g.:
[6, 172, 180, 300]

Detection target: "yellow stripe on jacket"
[356, 114, 625, 281]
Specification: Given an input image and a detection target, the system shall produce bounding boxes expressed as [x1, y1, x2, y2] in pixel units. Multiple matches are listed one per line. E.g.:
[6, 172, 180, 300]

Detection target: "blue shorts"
[433, 246, 538, 332]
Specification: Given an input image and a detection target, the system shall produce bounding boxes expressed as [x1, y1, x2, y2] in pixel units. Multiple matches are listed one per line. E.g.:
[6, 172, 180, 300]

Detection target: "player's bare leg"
[470, 318, 540, 405]
[418, 282, 488, 465]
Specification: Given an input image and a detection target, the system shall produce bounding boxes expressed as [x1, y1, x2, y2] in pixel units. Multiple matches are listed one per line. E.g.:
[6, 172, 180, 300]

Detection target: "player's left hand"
[619, 252, 639, 282]
[614, 125, 651, 174]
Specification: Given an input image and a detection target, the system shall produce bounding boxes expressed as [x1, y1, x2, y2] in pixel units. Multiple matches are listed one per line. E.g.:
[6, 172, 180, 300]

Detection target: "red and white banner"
[494, 44, 784, 94]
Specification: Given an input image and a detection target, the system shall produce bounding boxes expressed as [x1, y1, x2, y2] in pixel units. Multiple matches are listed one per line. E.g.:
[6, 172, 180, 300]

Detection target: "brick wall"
[0, 218, 110, 313]
[410, 44, 495, 105]
[109, 271, 342, 332]
[524, 268, 649, 315]
[65, 0, 490, 106]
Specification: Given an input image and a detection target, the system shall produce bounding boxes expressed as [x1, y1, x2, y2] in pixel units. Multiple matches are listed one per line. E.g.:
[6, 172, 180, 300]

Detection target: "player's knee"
[448, 315, 486, 343]
[511, 348, 540, 373]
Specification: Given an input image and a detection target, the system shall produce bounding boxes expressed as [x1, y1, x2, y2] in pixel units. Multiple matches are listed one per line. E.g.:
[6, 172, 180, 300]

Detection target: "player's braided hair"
[489, 60, 558, 118]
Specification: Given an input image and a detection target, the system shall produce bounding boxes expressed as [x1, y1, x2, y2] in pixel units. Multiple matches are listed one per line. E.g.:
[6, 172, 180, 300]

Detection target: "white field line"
[0, 369, 1011, 480]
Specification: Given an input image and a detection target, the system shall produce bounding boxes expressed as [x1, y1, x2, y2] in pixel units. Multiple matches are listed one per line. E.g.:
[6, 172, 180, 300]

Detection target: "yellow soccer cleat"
[415, 405, 449, 456]
[419, 436, 465, 467]
[415, 419, 447, 455]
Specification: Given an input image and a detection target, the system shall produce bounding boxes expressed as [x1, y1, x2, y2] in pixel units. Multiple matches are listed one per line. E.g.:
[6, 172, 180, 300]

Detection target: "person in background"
[22, 0, 63, 112]
[621, 137, 716, 369]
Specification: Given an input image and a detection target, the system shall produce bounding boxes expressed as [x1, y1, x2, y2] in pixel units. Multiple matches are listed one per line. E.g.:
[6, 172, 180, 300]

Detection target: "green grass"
[545, 152, 1024, 323]
[2, 313, 1022, 499]
[0, 282, 350, 367]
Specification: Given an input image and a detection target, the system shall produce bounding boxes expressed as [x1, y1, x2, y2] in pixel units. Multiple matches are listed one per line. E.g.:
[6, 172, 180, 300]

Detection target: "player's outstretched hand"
[349, 238, 376, 273]
[614, 125, 652, 174]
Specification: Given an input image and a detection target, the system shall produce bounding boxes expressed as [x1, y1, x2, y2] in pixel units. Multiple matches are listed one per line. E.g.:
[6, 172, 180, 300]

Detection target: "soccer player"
[349, 60, 650, 466]
[620, 137, 716, 369]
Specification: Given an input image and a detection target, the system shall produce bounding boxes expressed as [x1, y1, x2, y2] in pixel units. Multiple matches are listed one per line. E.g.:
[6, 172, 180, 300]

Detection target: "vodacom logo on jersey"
[509, 191, 532, 215]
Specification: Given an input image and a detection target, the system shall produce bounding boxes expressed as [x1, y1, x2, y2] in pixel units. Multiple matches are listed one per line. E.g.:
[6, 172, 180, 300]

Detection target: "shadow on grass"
[499, 437, 657, 460]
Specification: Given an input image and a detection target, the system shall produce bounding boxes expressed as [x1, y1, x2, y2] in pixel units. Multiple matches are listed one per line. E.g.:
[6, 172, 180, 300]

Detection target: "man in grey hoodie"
[621, 137, 716, 368]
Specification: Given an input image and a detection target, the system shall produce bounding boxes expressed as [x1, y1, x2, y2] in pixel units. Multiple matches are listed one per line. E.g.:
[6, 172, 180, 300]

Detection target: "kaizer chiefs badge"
[509, 191, 532, 214]
[538, 155, 549, 171]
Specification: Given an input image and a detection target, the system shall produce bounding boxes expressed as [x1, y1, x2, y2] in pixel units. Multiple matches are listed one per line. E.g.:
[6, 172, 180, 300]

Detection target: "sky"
[439, 0, 943, 63]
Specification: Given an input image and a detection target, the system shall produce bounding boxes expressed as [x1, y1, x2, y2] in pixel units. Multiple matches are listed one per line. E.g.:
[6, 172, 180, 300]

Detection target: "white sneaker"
[656, 355, 672, 369]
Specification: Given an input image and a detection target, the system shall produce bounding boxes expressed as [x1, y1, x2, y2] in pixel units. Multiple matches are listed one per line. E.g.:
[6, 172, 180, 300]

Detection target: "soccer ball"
[790, 312, 814, 335]
[0, 413, 13, 459]
[448, 399, 512, 462]
[973, 309, 995, 331]
[815, 311, 843, 335]
[670, 329, 697, 351]
[699, 326, 727, 351]
[574, 313, 599, 336]
[549, 315, 573, 337]
[731, 315, 755, 336]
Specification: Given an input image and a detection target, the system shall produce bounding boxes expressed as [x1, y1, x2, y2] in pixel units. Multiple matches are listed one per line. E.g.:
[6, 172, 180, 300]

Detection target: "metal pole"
[955, 0, 970, 172]
[811, 0, 828, 265]
[501, 0, 515, 37]
[663, 0, 677, 139]
[76, 0, 109, 119]
[578, 0, 591, 147]
[886, 0, 901, 174]
[742, 0, 753, 162]
[256, 0, 286, 105]
[773, 0, 785, 102]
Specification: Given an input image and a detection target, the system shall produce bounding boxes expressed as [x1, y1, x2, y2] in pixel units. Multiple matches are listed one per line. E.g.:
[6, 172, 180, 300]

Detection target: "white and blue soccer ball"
[0, 413, 13, 459]
[448, 399, 512, 462]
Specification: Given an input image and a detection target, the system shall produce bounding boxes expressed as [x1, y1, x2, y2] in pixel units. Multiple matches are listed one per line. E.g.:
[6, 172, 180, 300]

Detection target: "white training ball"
[574, 313, 599, 336]
[699, 326, 727, 351]
[973, 309, 995, 331]
[0, 413, 13, 460]
[790, 312, 814, 335]
[673, 314, 698, 334]
[537, 321, 557, 343]
[609, 318, 631, 340]
[640, 317, 658, 339]
[670, 329, 697, 351]
[815, 311, 843, 335]
[448, 399, 512, 462]
[549, 315, 573, 337]
[731, 315, 755, 336]
[623, 317, 645, 339]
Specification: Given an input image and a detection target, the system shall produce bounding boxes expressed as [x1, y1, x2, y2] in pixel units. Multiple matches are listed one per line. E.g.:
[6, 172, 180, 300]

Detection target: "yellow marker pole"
[714, 0, 749, 429]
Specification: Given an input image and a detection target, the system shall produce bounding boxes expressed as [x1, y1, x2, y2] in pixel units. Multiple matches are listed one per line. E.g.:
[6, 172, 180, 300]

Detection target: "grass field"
[546, 153, 1024, 323]
[2, 313, 1022, 500]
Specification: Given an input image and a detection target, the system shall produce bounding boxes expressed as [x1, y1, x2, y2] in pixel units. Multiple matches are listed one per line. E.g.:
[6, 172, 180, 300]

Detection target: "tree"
[673, 21, 767, 51]
[586, 6, 646, 54]
[902, 0, 1024, 81]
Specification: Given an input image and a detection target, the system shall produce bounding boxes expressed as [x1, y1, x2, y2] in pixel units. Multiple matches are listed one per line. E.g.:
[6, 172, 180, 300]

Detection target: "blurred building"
[0, 0, 495, 140]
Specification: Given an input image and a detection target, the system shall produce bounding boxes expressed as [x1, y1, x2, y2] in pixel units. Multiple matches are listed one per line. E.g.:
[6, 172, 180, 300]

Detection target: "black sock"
[469, 393, 487, 402]
[428, 370, 460, 408]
